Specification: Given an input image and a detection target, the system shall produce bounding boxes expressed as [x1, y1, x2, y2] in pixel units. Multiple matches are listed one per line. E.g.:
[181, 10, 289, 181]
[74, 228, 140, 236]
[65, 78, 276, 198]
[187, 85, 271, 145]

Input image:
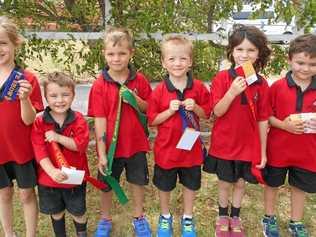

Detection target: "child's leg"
[290, 186, 306, 221]
[264, 185, 278, 216]
[231, 178, 245, 217]
[218, 180, 231, 216]
[183, 186, 195, 217]
[51, 211, 66, 237]
[0, 187, 14, 237]
[131, 183, 145, 217]
[100, 191, 113, 219]
[159, 190, 171, 215]
[18, 188, 38, 237]
[72, 214, 87, 237]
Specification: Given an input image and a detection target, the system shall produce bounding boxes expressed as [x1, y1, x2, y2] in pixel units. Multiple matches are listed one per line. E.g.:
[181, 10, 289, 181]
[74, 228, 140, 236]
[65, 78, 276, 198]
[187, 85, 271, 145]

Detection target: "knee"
[234, 179, 245, 190]
[19, 189, 36, 204]
[0, 187, 13, 202]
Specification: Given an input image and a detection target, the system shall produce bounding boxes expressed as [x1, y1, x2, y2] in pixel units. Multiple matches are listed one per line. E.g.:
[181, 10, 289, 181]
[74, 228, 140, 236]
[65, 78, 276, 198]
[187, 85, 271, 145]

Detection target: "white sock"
[162, 213, 171, 219]
[183, 214, 193, 219]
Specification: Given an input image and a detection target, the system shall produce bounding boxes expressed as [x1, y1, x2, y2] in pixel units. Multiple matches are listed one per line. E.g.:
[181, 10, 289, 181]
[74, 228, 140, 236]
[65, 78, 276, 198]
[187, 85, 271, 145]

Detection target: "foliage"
[1, 0, 315, 80]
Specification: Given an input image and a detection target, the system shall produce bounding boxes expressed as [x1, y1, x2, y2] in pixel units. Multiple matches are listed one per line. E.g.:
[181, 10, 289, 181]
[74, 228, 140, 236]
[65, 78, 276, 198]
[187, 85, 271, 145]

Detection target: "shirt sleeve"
[72, 113, 90, 154]
[257, 79, 271, 121]
[25, 71, 44, 112]
[209, 72, 228, 111]
[31, 117, 49, 163]
[87, 77, 107, 117]
[147, 85, 162, 125]
[136, 73, 152, 101]
[195, 80, 211, 118]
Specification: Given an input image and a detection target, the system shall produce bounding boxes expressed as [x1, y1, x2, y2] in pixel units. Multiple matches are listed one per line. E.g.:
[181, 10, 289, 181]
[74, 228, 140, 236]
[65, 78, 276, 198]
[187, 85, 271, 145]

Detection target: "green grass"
[2, 147, 316, 237]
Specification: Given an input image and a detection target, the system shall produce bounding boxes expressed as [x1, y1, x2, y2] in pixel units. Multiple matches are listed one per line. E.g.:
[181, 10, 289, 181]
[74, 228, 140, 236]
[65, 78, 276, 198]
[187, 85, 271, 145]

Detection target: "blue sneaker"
[156, 215, 173, 237]
[133, 217, 152, 237]
[262, 215, 280, 237]
[288, 221, 309, 237]
[94, 219, 112, 237]
[181, 218, 197, 237]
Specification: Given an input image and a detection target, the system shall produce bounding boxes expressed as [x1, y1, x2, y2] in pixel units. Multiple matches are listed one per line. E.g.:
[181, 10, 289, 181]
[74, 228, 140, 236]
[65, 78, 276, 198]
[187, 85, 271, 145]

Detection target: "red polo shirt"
[88, 67, 152, 158]
[147, 73, 211, 169]
[0, 69, 43, 165]
[31, 108, 90, 188]
[267, 72, 316, 172]
[208, 69, 270, 162]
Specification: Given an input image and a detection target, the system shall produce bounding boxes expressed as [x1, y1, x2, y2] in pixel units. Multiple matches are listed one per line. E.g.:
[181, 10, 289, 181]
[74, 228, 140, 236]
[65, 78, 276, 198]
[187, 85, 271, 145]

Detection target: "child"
[0, 16, 43, 237]
[203, 24, 271, 237]
[147, 35, 210, 237]
[262, 34, 316, 237]
[31, 72, 90, 237]
[88, 26, 152, 237]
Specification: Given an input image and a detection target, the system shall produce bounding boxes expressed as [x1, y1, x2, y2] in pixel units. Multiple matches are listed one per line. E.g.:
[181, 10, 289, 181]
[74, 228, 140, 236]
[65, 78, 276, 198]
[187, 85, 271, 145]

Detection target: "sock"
[51, 215, 66, 237]
[162, 213, 171, 219]
[218, 206, 229, 216]
[73, 219, 87, 233]
[230, 206, 240, 218]
[183, 214, 193, 220]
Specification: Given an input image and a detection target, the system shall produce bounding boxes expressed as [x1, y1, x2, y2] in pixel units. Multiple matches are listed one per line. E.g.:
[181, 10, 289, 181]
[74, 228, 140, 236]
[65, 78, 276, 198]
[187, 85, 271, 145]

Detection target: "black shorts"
[263, 165, 316, 193]
[153, 165, 201, 192]
[0, 160, 37, 189]
[98, 152, 149, 192]
[203, 155, 258, 184]
[38, 184, 86, 216]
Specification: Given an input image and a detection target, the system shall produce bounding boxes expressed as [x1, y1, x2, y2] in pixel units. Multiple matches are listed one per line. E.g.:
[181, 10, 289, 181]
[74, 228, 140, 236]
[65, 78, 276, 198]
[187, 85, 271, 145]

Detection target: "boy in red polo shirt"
[147, 35, 210, 237]
[0, 16, 43, 237]
[262, 34, 316, 237]
[88, 26, 152, 237]
[31, 72, 90, 237]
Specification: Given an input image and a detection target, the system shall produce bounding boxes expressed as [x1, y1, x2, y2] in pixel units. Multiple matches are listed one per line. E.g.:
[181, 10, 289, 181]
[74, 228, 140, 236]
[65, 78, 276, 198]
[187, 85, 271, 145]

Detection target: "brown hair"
[160, 35, 193, 59]
[227, 24, 271, 72]
[0, 16, 24, 47]
[289, 33, 316, 59]
[43, 72, 75, 97]
[103, 26, 134, 49]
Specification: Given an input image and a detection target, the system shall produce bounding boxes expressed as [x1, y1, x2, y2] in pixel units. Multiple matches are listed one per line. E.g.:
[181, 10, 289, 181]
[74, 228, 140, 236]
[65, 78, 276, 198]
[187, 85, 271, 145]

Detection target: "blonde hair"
[0, 16, 24, 47]
[43, 72, 75, 98]
[160, 35, 193, 59]
[103, 26, 134, 49]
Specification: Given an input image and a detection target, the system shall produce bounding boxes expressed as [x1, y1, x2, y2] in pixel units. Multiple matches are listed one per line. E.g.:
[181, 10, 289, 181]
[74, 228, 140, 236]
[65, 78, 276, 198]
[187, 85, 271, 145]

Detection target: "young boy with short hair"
[31, 72, 90, 237]
[147, 35, 210, 237]
[262, 34, 316, 237]
[88, 26, 152, 237]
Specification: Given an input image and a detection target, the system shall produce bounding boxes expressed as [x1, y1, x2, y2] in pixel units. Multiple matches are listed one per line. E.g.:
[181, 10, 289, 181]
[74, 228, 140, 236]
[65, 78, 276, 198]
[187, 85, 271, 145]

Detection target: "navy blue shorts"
[0, 160, 37, 189]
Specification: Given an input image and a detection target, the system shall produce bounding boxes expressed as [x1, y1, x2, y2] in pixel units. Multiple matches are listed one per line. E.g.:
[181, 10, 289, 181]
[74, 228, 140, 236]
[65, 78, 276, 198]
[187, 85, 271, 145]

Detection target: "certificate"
[176, 128, 200, 151]
[60, 167, 85, 185]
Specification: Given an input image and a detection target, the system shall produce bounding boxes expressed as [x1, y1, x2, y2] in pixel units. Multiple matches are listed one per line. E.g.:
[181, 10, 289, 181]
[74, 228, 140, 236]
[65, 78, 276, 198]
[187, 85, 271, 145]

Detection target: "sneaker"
[181, 218, 197, 237]
[262, 215, 280, 237]
[230, 217, 246, 237]
[94, 219, 112, 237]
[215, 216, 230, 237]
[288, 221, 309, 237]
[156, 215, 173, 237]
[133, 217, 152, 237]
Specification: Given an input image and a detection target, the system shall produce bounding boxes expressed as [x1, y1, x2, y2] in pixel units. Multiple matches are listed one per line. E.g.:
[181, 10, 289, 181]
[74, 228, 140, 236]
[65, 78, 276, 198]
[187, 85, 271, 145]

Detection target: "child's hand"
[256, 154, 267, 169]
[98, 155, 108, 176]
[49, 168, 68, 183]
[282, 116, 304, 134]
[169, 100, 181, 113]
[182, 98, 195, 111]
[45, 130, 60, 143]
[227, 76, 247, 97]
[18, 80, 32, 100]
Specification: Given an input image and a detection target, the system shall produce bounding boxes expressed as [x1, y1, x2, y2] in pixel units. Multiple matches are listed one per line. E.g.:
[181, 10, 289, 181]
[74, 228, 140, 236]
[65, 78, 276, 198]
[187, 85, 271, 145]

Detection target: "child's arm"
[45, 131, 78, 151]
[269, 115, 304, 134]
[182, 98, 207, 119]
[19, 80, 36, 125]
[213, 76, 246, 117]
[39, 157, 68, 183]
[151, 100, 181, 126]
[95, 117, 107, 176]
[133, 92, 148, 112]
[257, 120, 268, 169]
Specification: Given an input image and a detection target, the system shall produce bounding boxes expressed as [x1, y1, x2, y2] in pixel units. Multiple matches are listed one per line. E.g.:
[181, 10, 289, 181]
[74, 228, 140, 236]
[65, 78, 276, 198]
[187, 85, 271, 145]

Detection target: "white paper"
[176, 128, 200, 151]
[245, 73, 258, 86]
[60, 167, 85, 185]
[301, 113, 316, 133]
